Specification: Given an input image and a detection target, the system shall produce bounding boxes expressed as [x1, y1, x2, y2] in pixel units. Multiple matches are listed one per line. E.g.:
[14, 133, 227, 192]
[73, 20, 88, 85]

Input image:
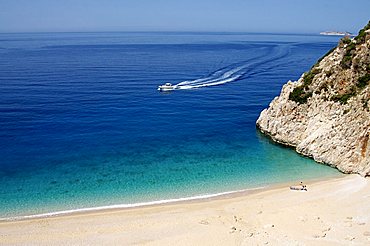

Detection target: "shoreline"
[1, 174, 368, 244]
[0, 173, 343, 222]
[0, 187, 266, 222]
[1, 174, 369, 245]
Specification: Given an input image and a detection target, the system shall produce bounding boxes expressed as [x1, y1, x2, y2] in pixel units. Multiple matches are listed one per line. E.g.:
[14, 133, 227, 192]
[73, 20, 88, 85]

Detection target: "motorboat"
[158, 83, 177, 91]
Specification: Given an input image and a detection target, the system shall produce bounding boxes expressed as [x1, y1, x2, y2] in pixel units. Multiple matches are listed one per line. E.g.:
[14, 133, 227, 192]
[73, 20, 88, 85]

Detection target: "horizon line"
[0, 30, 340, 36]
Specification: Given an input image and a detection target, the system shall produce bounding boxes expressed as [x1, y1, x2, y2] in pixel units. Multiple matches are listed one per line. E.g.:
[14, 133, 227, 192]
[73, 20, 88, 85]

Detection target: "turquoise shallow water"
[0, 32, 342, 218]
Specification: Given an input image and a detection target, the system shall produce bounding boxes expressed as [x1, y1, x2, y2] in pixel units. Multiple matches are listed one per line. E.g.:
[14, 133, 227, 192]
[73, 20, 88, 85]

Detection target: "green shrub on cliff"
[362, 98, 369, 109]
[289, 86, 312, 104]
[340, 41, 356, 69]
[331, 93, 354, 104]
[331, 86, 357, 105]
[357, 74, 370, 89]
[303, 68, 321, 86]
[341, 55, 352, 69]
[341, 37, 352, 45]
[355, 20, 370, 44]
[289, 68, 321, 104]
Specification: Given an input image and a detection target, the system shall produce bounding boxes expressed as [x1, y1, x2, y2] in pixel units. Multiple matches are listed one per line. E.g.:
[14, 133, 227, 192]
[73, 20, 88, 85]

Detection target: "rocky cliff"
[257, 21, 370, 176]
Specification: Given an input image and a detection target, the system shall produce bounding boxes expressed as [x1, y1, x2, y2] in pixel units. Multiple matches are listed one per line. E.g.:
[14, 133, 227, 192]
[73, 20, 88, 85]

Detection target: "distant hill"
[320, 31, 353, 36]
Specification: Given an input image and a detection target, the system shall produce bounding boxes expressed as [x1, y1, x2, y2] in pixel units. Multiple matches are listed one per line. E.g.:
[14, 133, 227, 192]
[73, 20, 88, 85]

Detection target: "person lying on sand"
[290, 182, 307, 191]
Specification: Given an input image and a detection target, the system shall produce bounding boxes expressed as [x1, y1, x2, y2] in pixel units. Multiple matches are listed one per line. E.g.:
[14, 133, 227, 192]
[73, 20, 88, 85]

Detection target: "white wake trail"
[164, 45, 290, 91]
[174, 64, 246, 90]
[177, 75, 241, 90]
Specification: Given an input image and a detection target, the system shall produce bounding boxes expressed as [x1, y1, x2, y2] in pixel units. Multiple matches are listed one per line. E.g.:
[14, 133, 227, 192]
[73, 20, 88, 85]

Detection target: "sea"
[0, 32, 343, 219]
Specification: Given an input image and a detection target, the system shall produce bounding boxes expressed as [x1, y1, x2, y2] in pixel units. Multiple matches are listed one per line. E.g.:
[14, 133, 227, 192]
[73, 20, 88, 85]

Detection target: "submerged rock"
[257, 21, 370, 176]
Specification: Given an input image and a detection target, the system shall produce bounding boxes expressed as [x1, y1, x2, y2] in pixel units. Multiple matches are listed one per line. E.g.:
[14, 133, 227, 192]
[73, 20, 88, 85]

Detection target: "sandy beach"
[1, 174, 369, 245]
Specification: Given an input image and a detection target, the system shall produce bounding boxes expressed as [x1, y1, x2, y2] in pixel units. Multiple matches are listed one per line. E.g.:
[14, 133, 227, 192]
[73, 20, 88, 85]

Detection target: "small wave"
[0, 187, 265, 221]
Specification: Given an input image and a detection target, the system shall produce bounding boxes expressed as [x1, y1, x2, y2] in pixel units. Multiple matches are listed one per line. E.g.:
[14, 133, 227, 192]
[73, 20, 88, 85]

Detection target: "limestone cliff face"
[257, 22, 370, 176]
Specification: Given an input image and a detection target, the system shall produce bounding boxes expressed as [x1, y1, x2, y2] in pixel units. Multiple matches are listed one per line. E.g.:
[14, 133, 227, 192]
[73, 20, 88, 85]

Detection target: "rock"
[256, 21, 370, 177]
[199, 220, 209, 225]
[263, 224, 275, 228]
[230, 226, 237, 233]
[322, 227, 331, 232]
[345, 235, 355, 241]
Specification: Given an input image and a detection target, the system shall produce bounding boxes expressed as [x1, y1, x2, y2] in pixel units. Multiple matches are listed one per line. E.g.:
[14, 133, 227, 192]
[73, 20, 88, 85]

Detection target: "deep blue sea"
[0, 32, 343, 218]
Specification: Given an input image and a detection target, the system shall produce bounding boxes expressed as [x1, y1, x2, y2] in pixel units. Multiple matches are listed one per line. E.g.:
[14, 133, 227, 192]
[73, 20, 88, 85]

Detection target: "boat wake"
[165, 45, 291, 90]
[175, 65, 245, 90]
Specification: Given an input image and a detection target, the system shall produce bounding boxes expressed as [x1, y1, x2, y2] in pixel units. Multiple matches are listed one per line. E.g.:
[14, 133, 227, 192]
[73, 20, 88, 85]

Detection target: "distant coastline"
[319, 31, 353, 36]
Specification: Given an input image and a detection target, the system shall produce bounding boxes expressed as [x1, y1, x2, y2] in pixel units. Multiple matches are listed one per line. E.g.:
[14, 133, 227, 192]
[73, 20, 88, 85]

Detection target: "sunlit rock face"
[257, 22, 370, 176]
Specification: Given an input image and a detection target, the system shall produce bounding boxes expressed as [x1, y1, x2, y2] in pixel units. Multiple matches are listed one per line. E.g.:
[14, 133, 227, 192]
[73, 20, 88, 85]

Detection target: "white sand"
[0, 174, 369, 245]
